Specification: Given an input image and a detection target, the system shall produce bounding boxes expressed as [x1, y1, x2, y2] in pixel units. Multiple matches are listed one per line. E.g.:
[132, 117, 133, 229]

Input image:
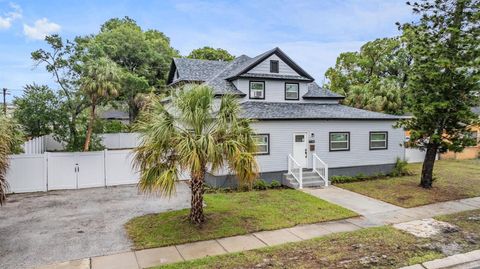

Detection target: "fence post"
[104, 149, 108, 187]
[44, 152, 49, 191]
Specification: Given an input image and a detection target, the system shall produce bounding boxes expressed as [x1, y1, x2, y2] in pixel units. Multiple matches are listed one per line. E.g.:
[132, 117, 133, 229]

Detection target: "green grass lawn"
[125, 189, 357, 249]
[156, 209, 480, 269]
[337, 159, 480, 207]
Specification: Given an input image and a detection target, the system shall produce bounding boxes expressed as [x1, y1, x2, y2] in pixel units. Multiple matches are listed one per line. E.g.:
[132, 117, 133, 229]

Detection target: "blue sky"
[0, 0, 416, 102]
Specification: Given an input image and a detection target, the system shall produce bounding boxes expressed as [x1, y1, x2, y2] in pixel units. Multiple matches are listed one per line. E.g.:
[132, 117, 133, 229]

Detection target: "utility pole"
[2, 88, 7, 115]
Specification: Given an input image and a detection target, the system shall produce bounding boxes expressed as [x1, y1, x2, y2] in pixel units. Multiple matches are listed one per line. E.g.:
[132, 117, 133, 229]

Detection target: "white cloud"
[23, 18, 61, 40]
[0, 2, 22, 30]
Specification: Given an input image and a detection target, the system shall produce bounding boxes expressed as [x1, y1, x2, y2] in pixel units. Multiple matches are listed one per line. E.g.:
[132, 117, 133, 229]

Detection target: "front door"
[293, 132, 307, 167]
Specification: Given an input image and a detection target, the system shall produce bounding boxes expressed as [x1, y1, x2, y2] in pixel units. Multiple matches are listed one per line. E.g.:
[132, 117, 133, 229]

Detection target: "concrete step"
[282, 175, 326, 189]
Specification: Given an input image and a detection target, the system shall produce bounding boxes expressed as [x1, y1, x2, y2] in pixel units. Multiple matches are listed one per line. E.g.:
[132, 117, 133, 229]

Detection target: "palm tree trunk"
[83, 103, 96, 152]
[420, 143, 438, 188]
[189, 169, 205, 225]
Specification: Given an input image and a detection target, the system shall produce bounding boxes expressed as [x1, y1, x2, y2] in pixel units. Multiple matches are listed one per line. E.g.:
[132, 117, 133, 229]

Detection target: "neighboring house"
[439, 106, 480, 160]
[167, 47, 406, 188]
[99, 109, 130, 125]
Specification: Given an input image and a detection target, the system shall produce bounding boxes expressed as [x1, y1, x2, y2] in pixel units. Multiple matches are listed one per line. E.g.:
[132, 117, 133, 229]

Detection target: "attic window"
[270, 60, 279, 73]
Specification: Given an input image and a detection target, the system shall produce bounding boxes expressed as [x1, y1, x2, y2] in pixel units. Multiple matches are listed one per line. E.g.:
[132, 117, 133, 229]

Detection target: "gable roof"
[303, 82, 344, 99]
[166, 48, 334, 97]
[240, 102, 406, 120]
[225, 47, 314, 81]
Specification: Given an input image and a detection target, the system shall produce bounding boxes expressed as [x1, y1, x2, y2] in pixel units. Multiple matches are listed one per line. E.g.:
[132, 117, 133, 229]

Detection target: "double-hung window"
[330, 132, 350, 151]
[369, 132, 388, 150]
[249, 81, 265, 99]
[253, 134, 269, 155]
[285, 83, 299, 100]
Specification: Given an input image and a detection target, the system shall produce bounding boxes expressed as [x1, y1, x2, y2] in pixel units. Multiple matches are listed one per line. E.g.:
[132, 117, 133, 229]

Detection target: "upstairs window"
[249, 81, 265, 99]
[330, 132, 350, 151]
[270, 60, 279, 73]
[370, 132, 388, 150]
[253, 134, 270, 155]
[285, 83, 299, 100]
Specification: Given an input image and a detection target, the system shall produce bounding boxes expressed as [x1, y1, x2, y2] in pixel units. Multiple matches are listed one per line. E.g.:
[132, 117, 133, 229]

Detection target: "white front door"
[293, 132, 308, 167]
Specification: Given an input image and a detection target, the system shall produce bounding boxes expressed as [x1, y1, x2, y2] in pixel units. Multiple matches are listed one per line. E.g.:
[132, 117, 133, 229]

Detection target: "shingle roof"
[167, 48, 338, 98]
[100, 109, 129, 120]
[170, 58, 229, 84]
[303, 82, 344, 99]
[239, 102, 406, 120]
[225, 47, 314, 81]
[204, 55, 251, 96]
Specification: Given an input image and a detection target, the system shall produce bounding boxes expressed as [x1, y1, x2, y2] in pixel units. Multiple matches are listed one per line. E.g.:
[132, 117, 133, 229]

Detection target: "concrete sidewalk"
[303, 186, 403, 215]
[35, 195, 480, 269]
[400, 249, 480, 269]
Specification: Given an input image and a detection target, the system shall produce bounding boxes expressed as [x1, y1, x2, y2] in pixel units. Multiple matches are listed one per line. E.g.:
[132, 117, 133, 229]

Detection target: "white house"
[167, 47, 406, 188]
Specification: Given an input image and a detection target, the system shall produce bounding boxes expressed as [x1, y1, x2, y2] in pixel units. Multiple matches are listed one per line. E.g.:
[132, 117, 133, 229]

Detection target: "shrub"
[253, 179, 268, 190]
[391, 158, 412, 177]
[355, 173, 367, 180]
[330, 175, 357, 184]
[270, 180, 281, 188]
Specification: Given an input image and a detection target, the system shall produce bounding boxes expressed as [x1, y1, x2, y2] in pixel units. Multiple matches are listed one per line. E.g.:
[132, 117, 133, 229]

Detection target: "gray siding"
[248, 54, 298, 76]
[233, 79, 338, 104]
[213, 120, 404, 175]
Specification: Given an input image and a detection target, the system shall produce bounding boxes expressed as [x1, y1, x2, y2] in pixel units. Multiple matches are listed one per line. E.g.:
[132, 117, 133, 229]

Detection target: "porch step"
[282, 171, 326, 189]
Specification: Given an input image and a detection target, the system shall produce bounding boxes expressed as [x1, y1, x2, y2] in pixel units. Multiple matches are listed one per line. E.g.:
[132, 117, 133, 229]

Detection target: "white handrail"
[287, 154, 303, 189]
[312, 153, 329, 187]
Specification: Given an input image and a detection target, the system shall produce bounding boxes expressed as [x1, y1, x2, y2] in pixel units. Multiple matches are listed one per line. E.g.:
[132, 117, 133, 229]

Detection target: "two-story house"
[167, 47, 406, 188]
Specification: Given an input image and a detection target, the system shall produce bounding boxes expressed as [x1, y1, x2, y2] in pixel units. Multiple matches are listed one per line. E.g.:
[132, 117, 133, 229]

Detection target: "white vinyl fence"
[21, 133, 141, 154]
[6, 149, 143, 193]
[405, 148, 439, 163]
[21, 136, 46, 154]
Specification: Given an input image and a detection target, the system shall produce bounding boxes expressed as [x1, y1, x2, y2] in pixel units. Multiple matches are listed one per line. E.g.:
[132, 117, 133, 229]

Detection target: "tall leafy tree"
[91, 17, 179, 122]
[0, 116, 24, 205]
[400, 0, 480, 188]
[13, 84, 65, 137]
[325, 38, 411, 115]
[31, 35, 90, 149]
[133, 85, 258, 225]
[187, 46, 235, 61]
[80, 58, 120, 151]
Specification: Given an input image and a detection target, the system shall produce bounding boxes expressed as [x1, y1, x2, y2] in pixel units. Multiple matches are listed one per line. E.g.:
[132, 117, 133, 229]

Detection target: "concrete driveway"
[0, 183, 190, 269]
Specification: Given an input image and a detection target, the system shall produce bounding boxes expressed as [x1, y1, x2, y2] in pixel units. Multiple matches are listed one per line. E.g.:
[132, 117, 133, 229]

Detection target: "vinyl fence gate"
[7, 149, 144, 193]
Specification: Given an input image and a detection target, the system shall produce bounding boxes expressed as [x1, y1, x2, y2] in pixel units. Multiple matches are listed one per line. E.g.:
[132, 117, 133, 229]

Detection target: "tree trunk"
[420, 143, 438, 188]
[189, 170, 205, 225]
[83, 103, 96, 152]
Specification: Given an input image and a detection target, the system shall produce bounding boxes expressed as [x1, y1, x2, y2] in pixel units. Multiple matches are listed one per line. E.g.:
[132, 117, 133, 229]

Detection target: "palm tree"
[0, 116, 24, 205]
[133, 85, 259, 225]
[81, 57, 120, 151]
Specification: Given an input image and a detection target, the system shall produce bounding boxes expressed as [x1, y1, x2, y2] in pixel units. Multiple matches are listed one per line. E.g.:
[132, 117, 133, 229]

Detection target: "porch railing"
[287, 154, 303, 189]
[312, 153, 329, 187]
